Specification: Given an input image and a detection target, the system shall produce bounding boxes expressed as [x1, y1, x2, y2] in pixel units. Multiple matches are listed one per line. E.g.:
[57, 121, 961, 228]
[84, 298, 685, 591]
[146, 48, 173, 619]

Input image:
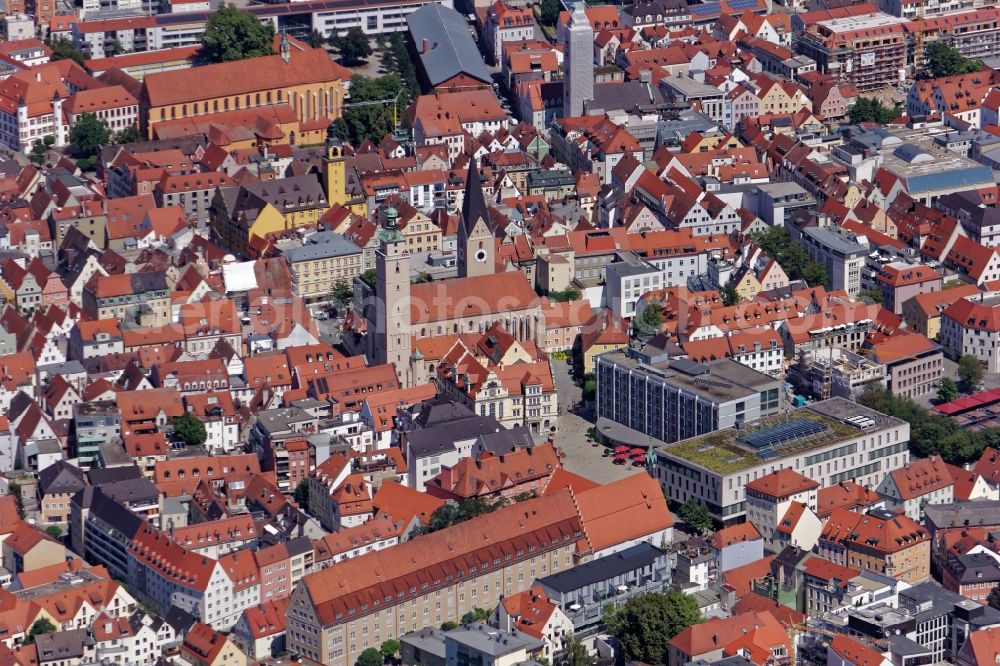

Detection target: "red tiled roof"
[745, 468, 819, 499]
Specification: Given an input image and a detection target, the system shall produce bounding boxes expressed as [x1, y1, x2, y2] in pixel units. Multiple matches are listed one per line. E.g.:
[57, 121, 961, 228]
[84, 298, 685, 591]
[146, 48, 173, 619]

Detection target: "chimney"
[422, 38, 429, 54]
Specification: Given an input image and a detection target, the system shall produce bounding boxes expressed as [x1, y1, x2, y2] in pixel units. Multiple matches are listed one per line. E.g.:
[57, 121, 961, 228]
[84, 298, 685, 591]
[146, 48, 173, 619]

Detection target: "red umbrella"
[614, 446, 630, 453]
[614, 453, 629, 459]
[630, 447, 646, 455]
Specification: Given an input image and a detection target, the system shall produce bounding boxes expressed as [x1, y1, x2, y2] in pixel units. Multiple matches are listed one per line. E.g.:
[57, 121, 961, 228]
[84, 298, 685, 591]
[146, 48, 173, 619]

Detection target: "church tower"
[371, 206, 413, 386]
[563, 3, 594, 117]
[322, 123, 348, 207]
[457, 156, 494, 279]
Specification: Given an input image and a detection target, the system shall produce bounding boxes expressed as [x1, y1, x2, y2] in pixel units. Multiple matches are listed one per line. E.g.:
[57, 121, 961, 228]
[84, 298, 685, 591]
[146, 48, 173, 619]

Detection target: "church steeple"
[462, 156, 489, 232]
[457, 156, 495, 279]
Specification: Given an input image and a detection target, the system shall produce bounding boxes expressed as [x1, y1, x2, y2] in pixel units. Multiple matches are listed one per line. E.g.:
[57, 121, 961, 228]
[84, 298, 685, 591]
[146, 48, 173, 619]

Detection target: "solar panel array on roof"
[740, 418, 827, 450]
[670, 358, 709, 376]
[729, 0, 759, 8]
[690, 2, 720, 15]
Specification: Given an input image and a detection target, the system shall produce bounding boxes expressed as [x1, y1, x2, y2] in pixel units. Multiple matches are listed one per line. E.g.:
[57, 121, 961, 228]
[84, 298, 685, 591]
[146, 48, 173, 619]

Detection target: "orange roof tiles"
[371, 479, 445, 525]
[143, 42, 350, 108]
[887, 456, 952, 501]
[820, 507, 928, 554]
[745, 468, 820, 499]
[710, 522, 762, 549]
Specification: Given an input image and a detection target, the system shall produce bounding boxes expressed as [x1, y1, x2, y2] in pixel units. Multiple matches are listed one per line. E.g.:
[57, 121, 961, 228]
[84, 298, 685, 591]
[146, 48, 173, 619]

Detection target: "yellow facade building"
[141, 34, 350, 140]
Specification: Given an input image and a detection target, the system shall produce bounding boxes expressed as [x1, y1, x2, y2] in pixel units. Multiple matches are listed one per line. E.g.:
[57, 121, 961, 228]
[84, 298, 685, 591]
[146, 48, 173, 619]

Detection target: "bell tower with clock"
[458, 156, 495, 279]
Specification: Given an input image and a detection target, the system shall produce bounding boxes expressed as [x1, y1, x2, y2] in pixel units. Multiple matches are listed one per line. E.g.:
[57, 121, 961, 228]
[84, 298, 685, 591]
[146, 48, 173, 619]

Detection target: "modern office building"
[653, 398, 909, 523]
[595, 346, 783, 447]
[534, 543, 671, 637]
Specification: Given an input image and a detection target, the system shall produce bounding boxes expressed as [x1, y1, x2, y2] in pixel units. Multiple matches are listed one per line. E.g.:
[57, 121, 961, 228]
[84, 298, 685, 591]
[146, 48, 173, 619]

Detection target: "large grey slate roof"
[406, 415, 504, 457]
[407, 4, 491, 87]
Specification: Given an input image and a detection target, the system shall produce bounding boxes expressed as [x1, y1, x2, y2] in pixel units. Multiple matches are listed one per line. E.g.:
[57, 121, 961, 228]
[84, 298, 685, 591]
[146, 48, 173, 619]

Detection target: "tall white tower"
[563, 2, 594, 118]
[370, 207, 413, 386]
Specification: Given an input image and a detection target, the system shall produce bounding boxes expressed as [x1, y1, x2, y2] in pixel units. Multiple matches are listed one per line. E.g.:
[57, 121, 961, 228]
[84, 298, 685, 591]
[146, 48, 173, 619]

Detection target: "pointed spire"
[462, 156, 489, 233]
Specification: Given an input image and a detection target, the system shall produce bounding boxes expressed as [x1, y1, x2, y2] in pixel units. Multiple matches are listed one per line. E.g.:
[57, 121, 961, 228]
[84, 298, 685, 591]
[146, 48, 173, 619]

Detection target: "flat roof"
[599, 352, 777, 404]
[537, 542, 666, 593]
[657, 397, 903, 475]
[817, 12, 908, 32]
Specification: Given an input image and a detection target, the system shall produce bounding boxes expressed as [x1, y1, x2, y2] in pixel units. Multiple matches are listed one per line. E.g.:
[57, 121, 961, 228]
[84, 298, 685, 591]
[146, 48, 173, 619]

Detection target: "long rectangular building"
[653, 397, 910, 523]
[286, 492, 584, 666]
[595, 347, 783, 446]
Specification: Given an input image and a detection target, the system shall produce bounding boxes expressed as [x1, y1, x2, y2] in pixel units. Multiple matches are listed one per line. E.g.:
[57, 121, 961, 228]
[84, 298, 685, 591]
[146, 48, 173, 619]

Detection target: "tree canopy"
[605, 591, 701, 664]
[989, 585, 1000, 611]
[417, 499, 502, 534]
[171, 412, 207, 446]
[958, 355, 984, 392]
[25, 618, 57, 645]
[557, 634, 594, 666]
[858, 384, 1000, 465]
[749, 226, 828, 287]
[540, 0, 561, 26]
[332, 27, 373, 66]
[677, 498, 714, 534]
[334, 74, 405, 146]
[356, 647, 383, 666]
[937, 377, 959, 404]
[633, 301, 664, 337]
[848, 97, 903, 124]
[201, 4, 275, 63]
[68, 113, 110, 160]
[925, 42, 984, 79]
[50, 37, 86, 66]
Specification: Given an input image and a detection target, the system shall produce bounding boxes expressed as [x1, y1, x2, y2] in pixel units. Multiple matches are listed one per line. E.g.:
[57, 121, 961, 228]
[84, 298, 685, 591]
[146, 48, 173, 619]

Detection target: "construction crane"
[341, 90, 404, 132]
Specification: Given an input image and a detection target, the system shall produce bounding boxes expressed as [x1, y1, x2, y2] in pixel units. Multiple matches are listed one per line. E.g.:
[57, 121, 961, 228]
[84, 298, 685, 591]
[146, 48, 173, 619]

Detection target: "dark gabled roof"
[39, 460, 87, 496]
[129, 271, 168, 293]
[100, 477, 160, 505]
[537, 542, 667, 593]
[406, 3, 491, 87]
[461, 155, 490, 234]
[73, 485, 144, 540]
[410, 396, 475, 428]
[88, 464, 143, 486]
[479, 426, 535, 455]
[405, 414, 504, 458]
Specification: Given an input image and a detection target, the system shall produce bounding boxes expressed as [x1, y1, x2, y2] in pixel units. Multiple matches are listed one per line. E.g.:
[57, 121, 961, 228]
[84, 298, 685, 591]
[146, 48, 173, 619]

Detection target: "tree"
[750, 227, 828, 287]
[848, 97, 903, 124]
[45, 525, 62, 539]
[380, 639, 401, 662]
[958, 354, 984, 392]
[460, 608, 489, 625]
[413, 272, 433, 284]
[50, 36, 86, 66]
[356, 647, 383, 666]
[938, 377, 959, 404]
[114, 126, 142, 145]
[171, 412, 207, 446]
[857, 288, 884, 305]
[332, 278, 353, 305]
[557, 634, 593, 666]
[332, 27, 373, 66]
[677, 498, 714, 534]
[440, 621, 460, 631]
[721, 283, 740, 307]
[548, 287, 581, 302]
[360, 268, 377, 290]
[24, 618, 57, 645]
[307, 29, 326, 49]
[540, 0, 561, 26]
[605, 591, 701, 664]
[633, 301, 664, 337]
[989, 585, 1000, 610]
[68, 113, 110, 159]
[293, 479, 310, 512]
[925, 42, 984, 79]
[334, 74, 405, 146]
[201, 4, 275, 63]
